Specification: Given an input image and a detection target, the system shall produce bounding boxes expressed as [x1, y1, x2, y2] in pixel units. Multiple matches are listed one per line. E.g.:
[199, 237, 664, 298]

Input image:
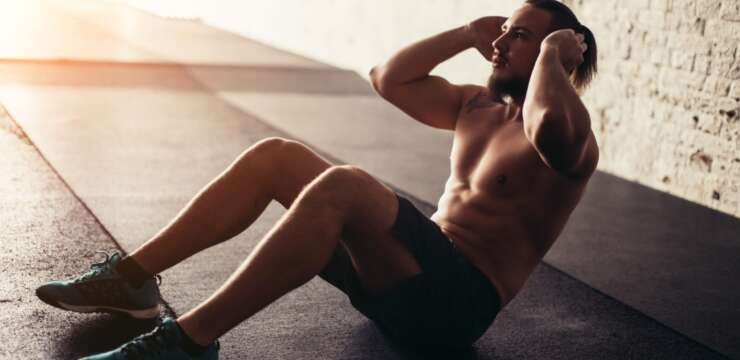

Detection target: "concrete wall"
[196, 0, 521, 85]
[139, 0, 739, 218]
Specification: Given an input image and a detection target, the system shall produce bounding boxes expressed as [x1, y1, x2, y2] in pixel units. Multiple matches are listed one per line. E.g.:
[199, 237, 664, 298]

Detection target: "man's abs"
[430, 190, 544, 308]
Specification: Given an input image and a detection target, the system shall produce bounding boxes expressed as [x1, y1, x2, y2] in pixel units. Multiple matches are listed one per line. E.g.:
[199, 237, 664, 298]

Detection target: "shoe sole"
[57, 302, 160, 319]
[36, 289, 159, 319]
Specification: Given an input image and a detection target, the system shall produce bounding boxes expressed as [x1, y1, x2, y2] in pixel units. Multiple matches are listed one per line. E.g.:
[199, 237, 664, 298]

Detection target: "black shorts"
[318, 193, 501, 349]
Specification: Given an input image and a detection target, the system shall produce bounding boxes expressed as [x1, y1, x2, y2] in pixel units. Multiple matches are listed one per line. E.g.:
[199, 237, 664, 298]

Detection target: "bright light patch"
[0, 0, 41, 57]
[115, 0, 202, 20]
[0, 85, 42, 117]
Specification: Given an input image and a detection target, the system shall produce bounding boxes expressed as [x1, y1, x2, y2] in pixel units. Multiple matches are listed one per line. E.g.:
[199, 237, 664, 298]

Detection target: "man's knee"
[239, 137, 288, 163]
[299, 166, 366, 204]
[228, 137, 282, 175]
[306, 165, 395, 223]
[233, 138, 338, 208]
[244, 137, 328, 166]
[323, 165, 366, 177]
[314, 165, 370, 191]
[233, 137, 314, 174]
[222, 137, 287, 189]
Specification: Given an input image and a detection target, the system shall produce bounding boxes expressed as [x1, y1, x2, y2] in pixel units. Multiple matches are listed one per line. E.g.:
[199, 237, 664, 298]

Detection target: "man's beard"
[487, 72, 528, 103]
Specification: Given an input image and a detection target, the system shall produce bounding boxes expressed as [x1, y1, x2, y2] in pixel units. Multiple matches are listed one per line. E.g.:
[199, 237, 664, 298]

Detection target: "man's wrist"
[459, 24, 478, 48]
[539, 42, 560, 57]
[538, 45, 565, 70]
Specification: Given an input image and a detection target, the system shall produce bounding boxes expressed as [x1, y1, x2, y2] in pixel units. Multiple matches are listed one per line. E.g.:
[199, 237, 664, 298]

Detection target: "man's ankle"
[174, 319, 211, 356]
[115, 255, 154, 288]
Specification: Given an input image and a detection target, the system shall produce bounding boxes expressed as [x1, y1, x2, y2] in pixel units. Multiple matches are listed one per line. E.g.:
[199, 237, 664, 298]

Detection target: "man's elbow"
[369, 65, 389, 96]
[532, 115, 590, 172]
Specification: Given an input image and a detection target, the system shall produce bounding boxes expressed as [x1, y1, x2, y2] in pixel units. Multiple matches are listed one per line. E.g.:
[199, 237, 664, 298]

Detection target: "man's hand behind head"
[542, 29, 587, 73]
[466, 16, 507, 62]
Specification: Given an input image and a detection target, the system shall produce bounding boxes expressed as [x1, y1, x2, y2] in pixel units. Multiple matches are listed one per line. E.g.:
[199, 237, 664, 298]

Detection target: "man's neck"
[508, 103, 524, 123]
[496, 94, 525, 123]
[481, 91, 525, 124]
[490, 89, 525, 107]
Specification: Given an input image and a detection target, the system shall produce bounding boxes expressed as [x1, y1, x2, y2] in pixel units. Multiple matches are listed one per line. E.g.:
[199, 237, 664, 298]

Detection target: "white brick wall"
[568, 0, 740, 217]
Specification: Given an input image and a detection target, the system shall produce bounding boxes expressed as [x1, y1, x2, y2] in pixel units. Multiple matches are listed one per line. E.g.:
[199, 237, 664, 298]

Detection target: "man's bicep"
[535, 122, 598, 179]
[379, 76, 465, 130]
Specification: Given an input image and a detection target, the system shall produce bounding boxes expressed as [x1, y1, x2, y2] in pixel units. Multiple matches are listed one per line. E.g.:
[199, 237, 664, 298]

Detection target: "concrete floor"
[0, 1, 737, 359]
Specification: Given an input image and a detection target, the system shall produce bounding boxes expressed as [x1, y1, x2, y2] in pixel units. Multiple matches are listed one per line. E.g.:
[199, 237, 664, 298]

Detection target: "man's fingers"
[574, 33, 587, 53]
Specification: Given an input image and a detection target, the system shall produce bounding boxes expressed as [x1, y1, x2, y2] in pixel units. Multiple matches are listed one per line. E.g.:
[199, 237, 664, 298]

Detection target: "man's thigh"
[327, 166, 423, 297]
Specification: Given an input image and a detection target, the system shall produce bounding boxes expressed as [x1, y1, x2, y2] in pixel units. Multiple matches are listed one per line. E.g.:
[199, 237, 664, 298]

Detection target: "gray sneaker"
[36, 251, 161, 319]
[79, 318, 219, 360]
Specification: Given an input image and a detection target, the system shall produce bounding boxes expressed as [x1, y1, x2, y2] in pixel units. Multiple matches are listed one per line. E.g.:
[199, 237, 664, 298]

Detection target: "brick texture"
[567, 0, 740, 218]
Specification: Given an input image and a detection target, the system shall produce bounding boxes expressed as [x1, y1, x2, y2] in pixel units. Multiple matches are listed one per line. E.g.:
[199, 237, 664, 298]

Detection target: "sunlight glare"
[116, 0, 201, 20]
[0, 0, 41, 58]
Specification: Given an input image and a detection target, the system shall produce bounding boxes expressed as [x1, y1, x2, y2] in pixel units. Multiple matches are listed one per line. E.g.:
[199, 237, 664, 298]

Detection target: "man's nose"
[491, 34, 507, 57]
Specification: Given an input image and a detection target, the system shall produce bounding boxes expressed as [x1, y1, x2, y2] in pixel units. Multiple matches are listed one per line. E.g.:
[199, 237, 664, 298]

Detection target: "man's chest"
[450, 116, 548, 195]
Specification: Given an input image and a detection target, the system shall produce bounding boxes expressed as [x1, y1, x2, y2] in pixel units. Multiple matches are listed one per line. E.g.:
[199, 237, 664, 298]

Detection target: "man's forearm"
[371, 25, 476, 86]
[523, 46, 590, 146]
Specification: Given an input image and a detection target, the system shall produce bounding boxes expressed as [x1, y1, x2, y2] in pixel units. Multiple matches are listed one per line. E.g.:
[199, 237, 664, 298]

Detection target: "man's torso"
[429, 88, 597, 306]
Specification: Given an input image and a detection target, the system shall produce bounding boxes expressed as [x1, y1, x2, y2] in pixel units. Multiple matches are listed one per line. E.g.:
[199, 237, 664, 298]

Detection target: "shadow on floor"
[51, 314, 161, 359]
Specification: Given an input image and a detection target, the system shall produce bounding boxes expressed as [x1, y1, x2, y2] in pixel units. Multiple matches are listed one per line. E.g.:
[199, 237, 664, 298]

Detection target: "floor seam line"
[0, 104, 178, 319]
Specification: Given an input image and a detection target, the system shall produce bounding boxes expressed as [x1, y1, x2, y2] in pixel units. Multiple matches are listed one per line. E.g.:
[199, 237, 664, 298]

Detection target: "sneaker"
[79, 317, 219, 360]
[36, 251, 161, 319]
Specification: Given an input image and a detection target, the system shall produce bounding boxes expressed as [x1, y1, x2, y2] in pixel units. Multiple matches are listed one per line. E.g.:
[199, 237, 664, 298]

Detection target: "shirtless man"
[37, 1, 598, 359]
[374, 1, 599, 308]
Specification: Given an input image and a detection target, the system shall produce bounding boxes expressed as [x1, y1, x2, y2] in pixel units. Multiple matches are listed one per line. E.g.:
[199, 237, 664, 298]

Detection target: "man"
[36, 1, 599, 359]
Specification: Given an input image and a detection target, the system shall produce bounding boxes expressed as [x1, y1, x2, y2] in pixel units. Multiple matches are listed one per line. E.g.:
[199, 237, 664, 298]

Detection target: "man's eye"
[514, 32, 524, 38]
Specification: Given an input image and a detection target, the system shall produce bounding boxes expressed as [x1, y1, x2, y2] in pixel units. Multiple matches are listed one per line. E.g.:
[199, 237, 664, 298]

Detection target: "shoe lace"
[74, 251, 114, 283]
[120, 324, 171, 358]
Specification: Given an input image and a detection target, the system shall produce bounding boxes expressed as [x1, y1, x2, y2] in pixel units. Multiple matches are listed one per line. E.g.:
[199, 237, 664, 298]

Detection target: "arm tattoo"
[464, 91, 495, 113]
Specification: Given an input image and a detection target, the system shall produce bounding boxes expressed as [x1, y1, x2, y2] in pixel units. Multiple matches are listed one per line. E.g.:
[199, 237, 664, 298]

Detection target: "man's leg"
[125, 137, 334, 276]
[176, 165, 423, 345]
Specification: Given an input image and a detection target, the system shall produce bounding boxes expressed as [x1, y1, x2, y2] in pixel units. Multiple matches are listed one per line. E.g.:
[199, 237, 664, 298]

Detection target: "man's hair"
[525, 0, 598, 91]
